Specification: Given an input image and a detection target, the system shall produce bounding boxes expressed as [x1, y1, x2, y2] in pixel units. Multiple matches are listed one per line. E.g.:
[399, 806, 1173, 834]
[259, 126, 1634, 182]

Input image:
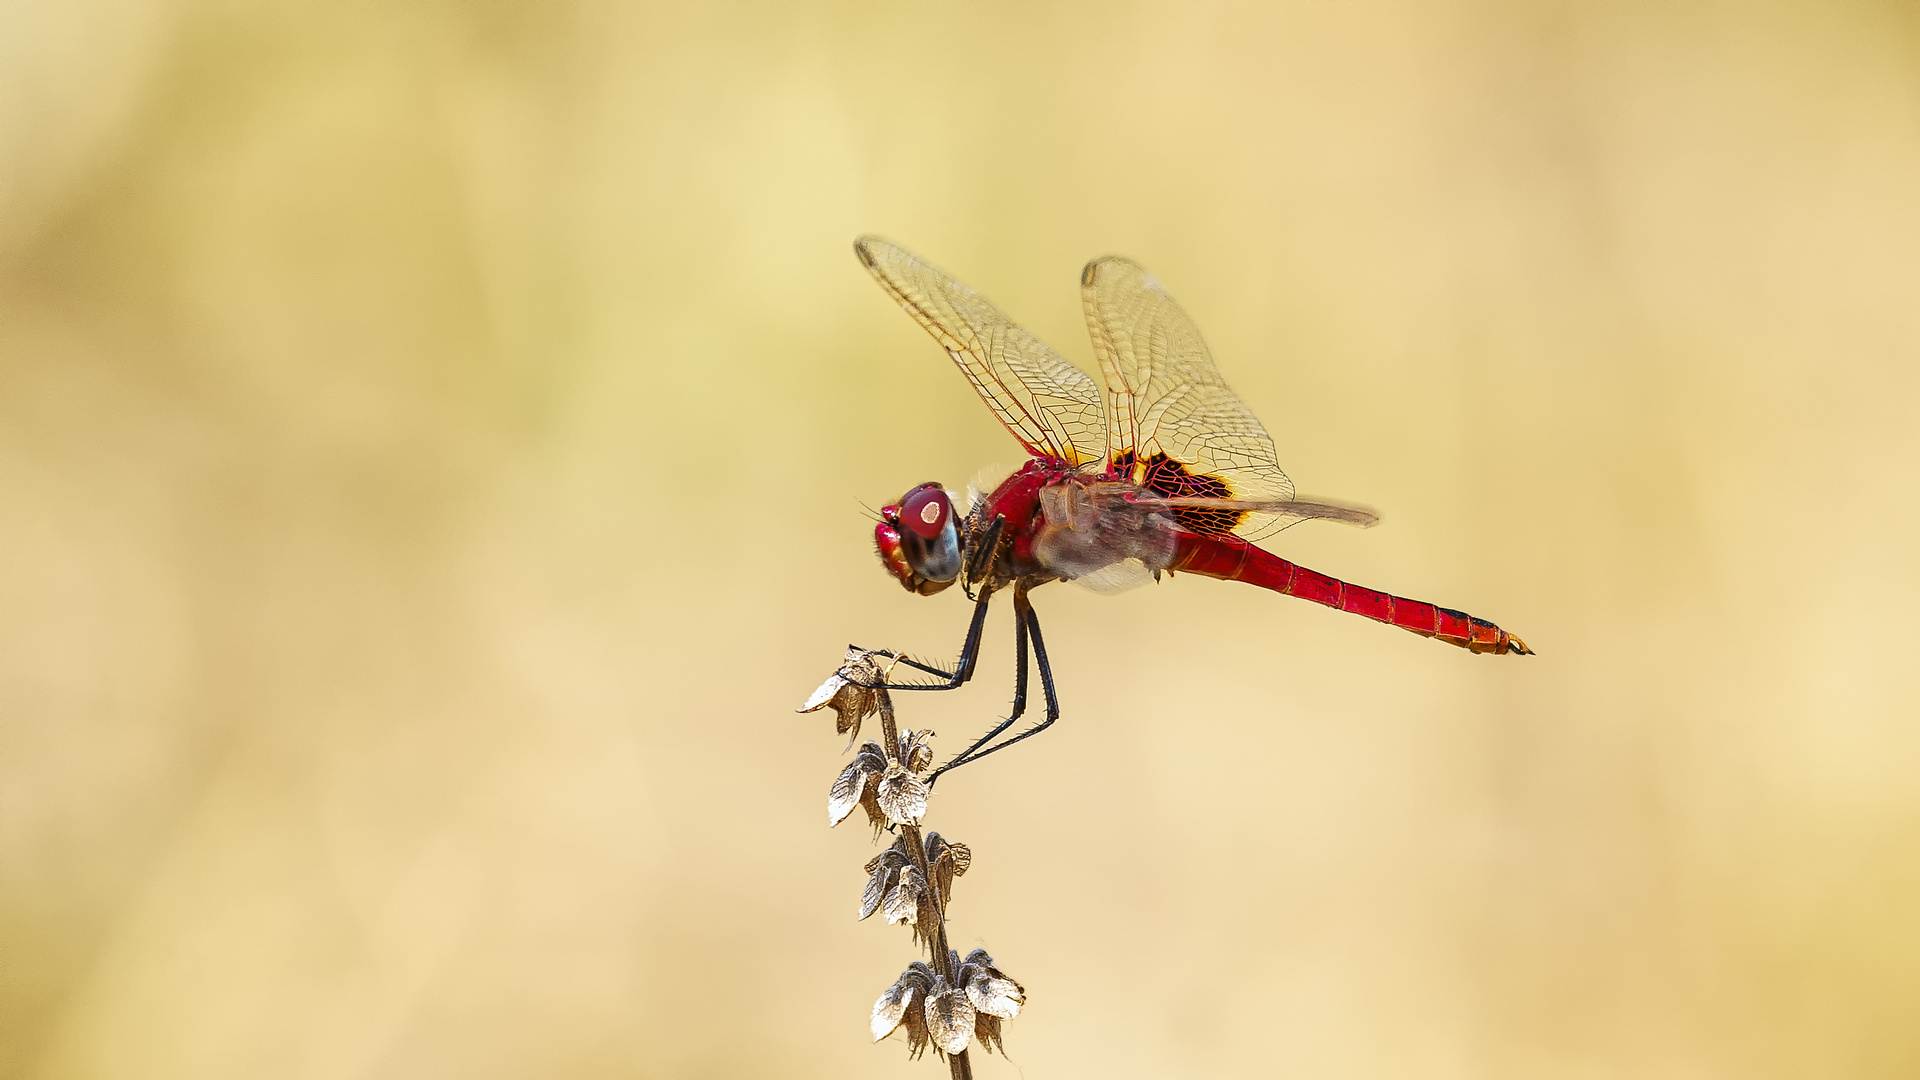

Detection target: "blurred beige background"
[3, 2, 1917, 1077]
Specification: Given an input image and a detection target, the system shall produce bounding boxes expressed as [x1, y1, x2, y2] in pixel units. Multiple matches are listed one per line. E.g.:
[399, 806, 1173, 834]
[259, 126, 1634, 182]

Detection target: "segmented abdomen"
[1168, 533, 1531, 655]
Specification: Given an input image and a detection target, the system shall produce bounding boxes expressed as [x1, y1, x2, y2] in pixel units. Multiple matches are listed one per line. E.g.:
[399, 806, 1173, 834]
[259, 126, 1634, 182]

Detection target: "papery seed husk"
[859, 858, 900, 921]
[923, 830, 962, 868]
[797, 672, 848, 714]
[864, 845, 910, 876]
[962, 948, 1000, 971]
[829, 688, 873, 740]
[899, 729, 935, 773]
[927, 836, 970, 904]
[923, 834, 949, 893]
[973, 1012, 1004, 1055]
[835, 648, 885, 685]
[891, 965, 937, 1058]
[860, 849, 910, 914]
[901, 962, 937, 989]
[854, 742, 888, 772]
[797, 650, 885, 742]
[856, 770, 901, 835]
[924, 985, 977, 1055]
[828, 751, 882, 827]
[912, 892, 944, 949]
[881, 867, 924, 925]
[903, 1000, 931, 1057]
[876, 764, 928, 824]
[966, 972, 1024, 1019]
[863, 844, 907, 878]
[871, 978, 917, 1041]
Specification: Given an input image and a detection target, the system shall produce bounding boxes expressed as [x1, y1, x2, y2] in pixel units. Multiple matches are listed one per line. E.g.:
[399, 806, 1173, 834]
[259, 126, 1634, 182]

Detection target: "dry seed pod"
[875, 761, 929, 825]
[956, 949, 1024, 1020]
[827, 728, 935, 833]
[796, 648, 885, 744]
[810, 652, 1028, 1067]
[871, 962, 937, 1056]
[923, 831, 971, 906]
[956, 949, 1024, 1056]
[872, 953, 1026, 1060]
[827, 742, 889, 828]
[880, 865, 927, 926]
[923, 982, 977, 1055]
[859, 844, 914, 921]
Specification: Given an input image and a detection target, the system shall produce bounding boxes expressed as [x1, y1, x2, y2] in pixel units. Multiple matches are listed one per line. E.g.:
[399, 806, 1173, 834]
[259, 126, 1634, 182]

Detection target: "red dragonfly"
[852, 237, 1529, 780]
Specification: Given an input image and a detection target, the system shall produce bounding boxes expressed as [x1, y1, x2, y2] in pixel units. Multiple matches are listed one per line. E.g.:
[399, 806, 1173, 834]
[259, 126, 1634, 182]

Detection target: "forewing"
[1081, 256, 1304, 539]
[856, 237, 1105, 466]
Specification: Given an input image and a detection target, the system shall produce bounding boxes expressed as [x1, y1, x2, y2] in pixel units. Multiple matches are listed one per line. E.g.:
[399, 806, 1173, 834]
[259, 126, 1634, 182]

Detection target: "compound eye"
[900, 484, 952, 540]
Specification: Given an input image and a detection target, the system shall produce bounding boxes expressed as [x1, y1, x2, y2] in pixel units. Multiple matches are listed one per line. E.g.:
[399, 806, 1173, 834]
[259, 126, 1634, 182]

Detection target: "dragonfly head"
[875, 483, 962, 595]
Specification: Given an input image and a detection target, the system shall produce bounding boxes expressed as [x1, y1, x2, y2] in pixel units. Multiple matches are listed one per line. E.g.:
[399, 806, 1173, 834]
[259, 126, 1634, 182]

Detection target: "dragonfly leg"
[846, 582, 995, 691]
[928, 589, 1062, 782]
[960, 516, 1005, 600]
[848, 514, 1008, 689]
[927, 590, 1033, 785]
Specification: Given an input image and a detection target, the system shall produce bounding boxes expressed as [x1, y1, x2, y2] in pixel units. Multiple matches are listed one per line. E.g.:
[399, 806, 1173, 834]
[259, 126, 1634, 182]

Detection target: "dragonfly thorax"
[1032, 477, 1180, 582]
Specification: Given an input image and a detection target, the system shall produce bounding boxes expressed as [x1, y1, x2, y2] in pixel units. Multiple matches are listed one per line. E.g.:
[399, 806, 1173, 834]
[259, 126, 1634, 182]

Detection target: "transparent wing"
[857, 236, 1105, 466]
[1081, 256, 1313, 539]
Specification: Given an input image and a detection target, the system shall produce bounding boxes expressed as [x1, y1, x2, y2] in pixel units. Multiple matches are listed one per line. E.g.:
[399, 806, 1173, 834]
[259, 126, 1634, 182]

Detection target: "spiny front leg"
[848, 513, 1011, 690]
[847, 582, 996, 692]
[929, 585, 1063, 783]
[928, 591, 1031, 785]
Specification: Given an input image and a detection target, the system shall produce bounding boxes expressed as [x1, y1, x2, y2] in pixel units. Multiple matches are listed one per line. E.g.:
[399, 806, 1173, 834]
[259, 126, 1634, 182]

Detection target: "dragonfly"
[851, 236, 1530, 782]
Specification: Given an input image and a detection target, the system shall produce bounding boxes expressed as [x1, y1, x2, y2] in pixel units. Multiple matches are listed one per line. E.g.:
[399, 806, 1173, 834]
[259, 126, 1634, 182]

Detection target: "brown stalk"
[874, 686, 974, 1080]
[801, 649, 1023, 1075]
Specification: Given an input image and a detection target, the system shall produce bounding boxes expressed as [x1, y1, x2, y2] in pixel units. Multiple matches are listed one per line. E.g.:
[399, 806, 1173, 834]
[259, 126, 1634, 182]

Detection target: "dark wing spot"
[1129, 451, 1243, 535]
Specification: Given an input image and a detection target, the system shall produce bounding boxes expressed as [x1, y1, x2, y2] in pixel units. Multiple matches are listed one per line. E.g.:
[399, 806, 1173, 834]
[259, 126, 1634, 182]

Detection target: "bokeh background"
[4, 2, 1918, 1077]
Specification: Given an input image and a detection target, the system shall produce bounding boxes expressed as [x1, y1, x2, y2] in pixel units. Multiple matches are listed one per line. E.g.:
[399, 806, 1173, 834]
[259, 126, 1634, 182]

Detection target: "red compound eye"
[900, 485, 951, 540]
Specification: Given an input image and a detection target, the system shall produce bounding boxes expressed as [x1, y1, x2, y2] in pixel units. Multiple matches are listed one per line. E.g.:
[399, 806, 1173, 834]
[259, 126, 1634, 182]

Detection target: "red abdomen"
[1169, 533, 1531, 655]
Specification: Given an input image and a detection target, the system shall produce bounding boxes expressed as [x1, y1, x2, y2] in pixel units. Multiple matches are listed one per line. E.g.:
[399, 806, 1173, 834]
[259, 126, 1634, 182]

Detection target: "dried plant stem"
[877, 689, 974, 1080]
[803, 650, 1022, 1073]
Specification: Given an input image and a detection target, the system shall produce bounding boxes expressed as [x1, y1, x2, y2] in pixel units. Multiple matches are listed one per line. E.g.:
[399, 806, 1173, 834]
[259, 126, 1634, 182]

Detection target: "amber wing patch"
[1111, 449, 1244, 535]
[1083, 255, 1311, 539]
